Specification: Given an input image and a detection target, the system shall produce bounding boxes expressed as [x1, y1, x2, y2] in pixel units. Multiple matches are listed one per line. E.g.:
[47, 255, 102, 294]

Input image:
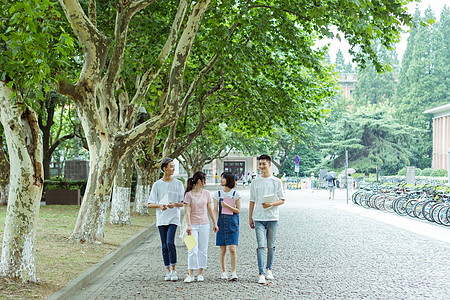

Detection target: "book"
[184, 234, 197, 252]
[160, 194, 169, 206]
[221, 197, 236, 215]
[262, 194, 275, 209]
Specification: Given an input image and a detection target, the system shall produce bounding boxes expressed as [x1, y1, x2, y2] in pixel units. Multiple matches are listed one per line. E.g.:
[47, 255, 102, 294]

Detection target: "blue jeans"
[255, 221, 278, 275]
[158, 224, 177, 267]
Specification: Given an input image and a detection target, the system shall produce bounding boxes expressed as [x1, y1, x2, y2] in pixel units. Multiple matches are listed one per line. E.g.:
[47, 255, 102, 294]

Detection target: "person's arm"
[262, 199, 285, 208]
[249, 201, 255, 229]
[147, 183, 167, 210]
[262, 179, 285, 208]
[185, 203, 192, 235]
[213, 198, 219, 219]
[221, 197, 241, 214]
[207, 201, 219, 232]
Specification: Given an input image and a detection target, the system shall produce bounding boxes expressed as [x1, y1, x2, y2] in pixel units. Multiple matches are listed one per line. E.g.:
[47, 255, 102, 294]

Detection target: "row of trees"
[1, 0, 415, 282]
[278, 7, 450, 177]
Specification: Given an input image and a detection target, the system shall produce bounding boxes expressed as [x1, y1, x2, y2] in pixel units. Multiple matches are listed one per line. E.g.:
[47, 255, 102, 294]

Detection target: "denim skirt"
[216, 203, 239, 246]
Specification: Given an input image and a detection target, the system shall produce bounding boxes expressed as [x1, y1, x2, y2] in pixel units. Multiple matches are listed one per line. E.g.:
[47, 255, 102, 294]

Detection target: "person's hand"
[249, 219, 255, 229]
[213, 225, 219, 233]
[159, 204, 167, 211]
[167, 202, 175, 209]
[186, 225, 192, 235]
[262, 202, 272, 209]
[221, 201, 231, 209]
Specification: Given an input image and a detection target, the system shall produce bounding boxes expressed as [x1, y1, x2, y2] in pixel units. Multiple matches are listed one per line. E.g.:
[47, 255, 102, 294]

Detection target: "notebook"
[221, 197, 236, 215]
[262, 194, 275, 209]
[160, 194, 169, 205]
[184, 234, 197, 252]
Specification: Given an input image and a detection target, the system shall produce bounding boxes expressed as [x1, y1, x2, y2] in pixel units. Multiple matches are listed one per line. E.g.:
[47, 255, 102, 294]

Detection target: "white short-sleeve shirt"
[249, 176, 285, 221]
[148, 178, 184, 227]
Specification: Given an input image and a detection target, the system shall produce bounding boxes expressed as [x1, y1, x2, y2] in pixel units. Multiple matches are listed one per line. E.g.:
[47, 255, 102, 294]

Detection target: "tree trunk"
[109, 152, 133, 225]
[70, 145, 118, 243]
[134, 162, 159, 215]
[0, 82, 44, 282]
[0, 139, 10, 206]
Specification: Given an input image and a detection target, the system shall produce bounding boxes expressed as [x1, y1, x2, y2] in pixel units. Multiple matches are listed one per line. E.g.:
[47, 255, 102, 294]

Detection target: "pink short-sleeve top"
[184, 190, 212, 225]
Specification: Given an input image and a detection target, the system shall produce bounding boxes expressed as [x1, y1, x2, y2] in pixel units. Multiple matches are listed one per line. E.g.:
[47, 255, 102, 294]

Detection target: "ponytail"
[185, 171, 206, 195]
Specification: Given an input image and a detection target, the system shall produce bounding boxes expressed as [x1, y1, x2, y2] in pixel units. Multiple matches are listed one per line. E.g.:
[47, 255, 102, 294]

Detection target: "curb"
[48, 221, 157, 300]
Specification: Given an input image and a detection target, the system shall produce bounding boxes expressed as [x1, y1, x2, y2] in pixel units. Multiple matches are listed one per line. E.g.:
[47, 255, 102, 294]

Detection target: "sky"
[321, 0, 448, 64]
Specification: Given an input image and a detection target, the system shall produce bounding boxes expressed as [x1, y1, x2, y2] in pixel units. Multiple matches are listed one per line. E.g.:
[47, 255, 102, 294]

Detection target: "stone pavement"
[65, 188, 450, 299]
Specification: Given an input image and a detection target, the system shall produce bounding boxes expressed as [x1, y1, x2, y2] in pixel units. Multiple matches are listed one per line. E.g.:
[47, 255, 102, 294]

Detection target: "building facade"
[176, 152, 280, 182]
[424, 104, 450, 170]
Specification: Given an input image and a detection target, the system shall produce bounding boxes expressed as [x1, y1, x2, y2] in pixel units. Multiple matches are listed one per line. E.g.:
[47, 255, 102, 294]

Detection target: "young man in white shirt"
[249, 155, 285, 284]
[148, 158, 185, 281]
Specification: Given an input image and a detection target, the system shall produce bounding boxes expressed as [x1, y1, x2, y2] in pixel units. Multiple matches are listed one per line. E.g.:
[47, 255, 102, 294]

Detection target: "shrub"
[397, 167, 406, 176]
[431, 169, 448, 177]
[419, 168, 433, 176]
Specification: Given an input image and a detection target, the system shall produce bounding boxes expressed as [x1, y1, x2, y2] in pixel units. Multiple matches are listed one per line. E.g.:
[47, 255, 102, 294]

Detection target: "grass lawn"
[0, 205, 156, 299]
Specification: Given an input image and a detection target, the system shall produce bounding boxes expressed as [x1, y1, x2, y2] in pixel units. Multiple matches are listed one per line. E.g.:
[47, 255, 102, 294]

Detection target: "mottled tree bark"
[0, 82, 44, 282]
[109, 152, 133, 225]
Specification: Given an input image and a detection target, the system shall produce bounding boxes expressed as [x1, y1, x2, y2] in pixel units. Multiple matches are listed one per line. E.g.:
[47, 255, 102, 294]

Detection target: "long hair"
[185, 171, 206, 195]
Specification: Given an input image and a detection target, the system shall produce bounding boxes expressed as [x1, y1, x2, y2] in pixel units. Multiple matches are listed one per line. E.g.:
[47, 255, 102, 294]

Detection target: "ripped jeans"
[254, 221, 278, 275]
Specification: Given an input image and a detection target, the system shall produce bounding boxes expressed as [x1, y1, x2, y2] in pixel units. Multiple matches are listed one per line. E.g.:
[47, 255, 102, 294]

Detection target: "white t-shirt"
[249, 176, 285, 221]
[212, 190, 241, 202]
[148, 178, 184, 227]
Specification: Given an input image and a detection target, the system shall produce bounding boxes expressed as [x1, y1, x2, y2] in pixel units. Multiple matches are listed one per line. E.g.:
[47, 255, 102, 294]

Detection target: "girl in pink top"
[184, 171, 218, 283]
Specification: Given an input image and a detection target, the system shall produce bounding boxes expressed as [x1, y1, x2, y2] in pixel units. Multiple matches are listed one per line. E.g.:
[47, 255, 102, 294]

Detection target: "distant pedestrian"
[311, 173, 315, 193]
[184, 171, 219, 283]
[213, 172, 241, 281]
[249, 155, 285, 284]
[328, 177, 336, 200]
[147, 158, 184, 281]
[214, 173, 219, 185]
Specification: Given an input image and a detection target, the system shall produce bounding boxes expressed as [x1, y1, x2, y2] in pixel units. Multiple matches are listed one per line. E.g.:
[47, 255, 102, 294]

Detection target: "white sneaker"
[221, 272, 228, 280]
[184, 275, 195, 283]
[258, 274, 266, 284]
[229, 272, 238, 281]
[164, 272, 171, 281]
[197, 275, 204, 282]
[170, 270, 178, 281]
[266, 269, 274, 280]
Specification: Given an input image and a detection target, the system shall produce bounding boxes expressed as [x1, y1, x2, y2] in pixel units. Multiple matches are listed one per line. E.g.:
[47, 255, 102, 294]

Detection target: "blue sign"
[294, 155, 300, 165]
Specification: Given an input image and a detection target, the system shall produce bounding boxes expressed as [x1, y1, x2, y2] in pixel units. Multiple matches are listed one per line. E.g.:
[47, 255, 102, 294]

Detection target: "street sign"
[294, 155, 300, 165]
[295, 165, 299, 172]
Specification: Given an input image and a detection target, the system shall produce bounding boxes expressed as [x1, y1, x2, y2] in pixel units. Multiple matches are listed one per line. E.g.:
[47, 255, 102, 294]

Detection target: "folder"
[184, 234, 197, 252]
[221, 197, 236, 215]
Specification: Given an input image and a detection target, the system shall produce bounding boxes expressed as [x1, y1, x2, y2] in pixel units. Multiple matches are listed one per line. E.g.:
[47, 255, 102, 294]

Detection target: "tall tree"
[322, 104, 421, 175]
[352, 41, 399, 106]
[335, 49, 353, 73]
[393, 7, 447, 168]
[0, 0, 74, 282]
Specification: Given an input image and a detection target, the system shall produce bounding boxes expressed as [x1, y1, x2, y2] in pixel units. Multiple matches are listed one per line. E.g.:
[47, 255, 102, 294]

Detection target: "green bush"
[419, 168, 433, 176]
[397, 167, 406, 176]
[431, 169, 448, 177]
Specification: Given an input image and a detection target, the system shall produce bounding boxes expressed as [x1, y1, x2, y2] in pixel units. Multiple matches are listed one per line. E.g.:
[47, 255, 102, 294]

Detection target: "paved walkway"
[68, 188, 450, 299]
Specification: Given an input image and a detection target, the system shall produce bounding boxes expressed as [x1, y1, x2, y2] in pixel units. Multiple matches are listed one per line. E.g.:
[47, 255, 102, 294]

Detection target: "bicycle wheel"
[413, 200, 425, 219]
[439, 206, 450, 226]
[405, 200, 418, 218]
[393, 196, 408, 216]
[373, 195, 385, 210]
[430, 203, 444, 224]
[422, 200, 438, 222]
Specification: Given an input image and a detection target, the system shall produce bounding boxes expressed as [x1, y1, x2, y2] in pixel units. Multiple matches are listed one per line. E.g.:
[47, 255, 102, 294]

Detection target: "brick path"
[69, 188, 450, 299]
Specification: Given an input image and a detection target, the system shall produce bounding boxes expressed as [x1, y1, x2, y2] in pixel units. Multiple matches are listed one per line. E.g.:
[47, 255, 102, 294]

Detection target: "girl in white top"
[148, 158, 184, 281]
